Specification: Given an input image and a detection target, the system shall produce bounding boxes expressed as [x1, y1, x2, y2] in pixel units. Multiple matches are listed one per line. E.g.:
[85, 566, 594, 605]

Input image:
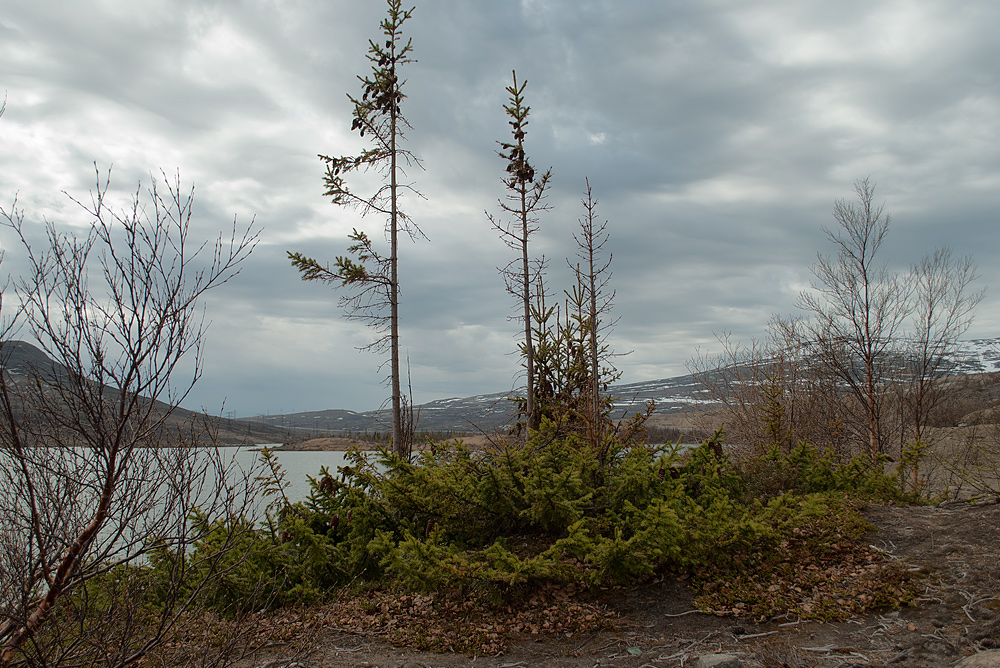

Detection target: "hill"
[237, 373, 716, 436]
[11, 336, 1000, 443]
[238, 337, 1000, 436]
[0, 340, 291, 446]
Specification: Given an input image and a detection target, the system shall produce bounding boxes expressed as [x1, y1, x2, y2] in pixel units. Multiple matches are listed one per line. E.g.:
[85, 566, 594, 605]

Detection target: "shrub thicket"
[146, 424, 921, 623]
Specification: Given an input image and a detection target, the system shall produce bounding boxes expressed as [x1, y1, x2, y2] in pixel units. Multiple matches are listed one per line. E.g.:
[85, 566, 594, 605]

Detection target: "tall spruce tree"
[289, 0, 421, 459]
[487, 71, 552, 432]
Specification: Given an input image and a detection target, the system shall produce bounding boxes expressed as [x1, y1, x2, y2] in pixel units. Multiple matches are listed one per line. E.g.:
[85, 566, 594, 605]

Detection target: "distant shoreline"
[273, 436, 375, 451]
[275, 434, 494, 451]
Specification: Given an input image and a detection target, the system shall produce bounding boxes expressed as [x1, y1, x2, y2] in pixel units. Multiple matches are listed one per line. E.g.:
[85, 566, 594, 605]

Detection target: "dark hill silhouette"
[0, 340, 290, 446]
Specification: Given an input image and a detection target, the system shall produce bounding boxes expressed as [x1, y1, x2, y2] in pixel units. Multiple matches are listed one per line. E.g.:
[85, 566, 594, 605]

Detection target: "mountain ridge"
[240, 337, 1000, 434]
[9, 336, 1000, 438]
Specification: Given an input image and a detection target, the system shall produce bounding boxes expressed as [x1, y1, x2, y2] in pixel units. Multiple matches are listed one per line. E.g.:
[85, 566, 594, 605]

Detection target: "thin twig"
[594, 638, 627, 652]
[921, 631, 959, 651]
[656, 630, 717, 661]
[662, 609, 702, 618]
[735, 630, 779, 640]
[963, 594, 1000, 622]
[886, 647, 915, 664]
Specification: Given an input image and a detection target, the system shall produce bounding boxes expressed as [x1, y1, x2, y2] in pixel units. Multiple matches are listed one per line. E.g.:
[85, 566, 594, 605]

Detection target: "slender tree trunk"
[584, 231, 601, 456]
[914, 380, 925, 444]
[587, 238, 599, 423]
[390, 67, 403, 458]
[521, 181, 535, 431]
[303, 3, 418, 461]
[867, 374, 878, 459]
[862, 266, 881, 459]
[489, 71, 549, 434]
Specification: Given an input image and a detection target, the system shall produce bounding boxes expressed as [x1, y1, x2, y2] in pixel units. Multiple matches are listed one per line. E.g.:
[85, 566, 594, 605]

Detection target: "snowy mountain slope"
[240, 338, 1000, 434]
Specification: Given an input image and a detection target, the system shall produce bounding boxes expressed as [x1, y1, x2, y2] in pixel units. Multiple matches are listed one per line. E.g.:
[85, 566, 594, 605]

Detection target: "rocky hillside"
[237, 374, 718, 435]
[12, 336, 1000, 441]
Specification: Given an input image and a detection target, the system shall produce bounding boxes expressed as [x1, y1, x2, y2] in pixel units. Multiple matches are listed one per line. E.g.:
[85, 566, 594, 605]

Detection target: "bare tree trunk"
[295, 0, 420, 461]
[390, 71, 404, 458]
[867, 365, 879, 459]
[570, 179, 618, 456]
[521, 181, 536, 431]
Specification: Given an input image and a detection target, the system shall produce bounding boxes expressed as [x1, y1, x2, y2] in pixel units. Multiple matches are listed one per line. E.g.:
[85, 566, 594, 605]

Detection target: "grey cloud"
[2, 0, 998, 417]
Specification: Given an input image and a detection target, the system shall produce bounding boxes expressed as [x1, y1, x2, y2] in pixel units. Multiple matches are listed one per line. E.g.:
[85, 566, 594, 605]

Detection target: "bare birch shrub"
[691, 316, 858, 456]
[933, 423, 1000, 500]
[698, 180, 983, 475]
[797, 178, 912, 459]
[0, 169, 262, 668]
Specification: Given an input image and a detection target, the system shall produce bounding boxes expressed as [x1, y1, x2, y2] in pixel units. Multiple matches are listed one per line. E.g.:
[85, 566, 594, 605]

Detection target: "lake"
[226, 446, 355, 504]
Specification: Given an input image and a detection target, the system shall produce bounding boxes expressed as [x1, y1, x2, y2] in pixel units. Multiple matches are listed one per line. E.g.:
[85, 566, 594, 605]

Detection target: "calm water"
[227, 446, 355, 504]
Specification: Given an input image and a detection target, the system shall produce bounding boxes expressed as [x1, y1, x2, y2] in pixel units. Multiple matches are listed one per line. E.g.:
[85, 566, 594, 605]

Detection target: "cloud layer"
[2, 0, 998, 416]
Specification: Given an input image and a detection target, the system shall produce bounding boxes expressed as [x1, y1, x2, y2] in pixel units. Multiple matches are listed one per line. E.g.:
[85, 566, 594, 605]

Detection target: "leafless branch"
[0, 167, 262, 668]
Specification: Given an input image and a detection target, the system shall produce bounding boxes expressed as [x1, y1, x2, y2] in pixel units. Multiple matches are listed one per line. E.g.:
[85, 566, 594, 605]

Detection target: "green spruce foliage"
[157, 108, 925, 628]
[151, 424, 919, 621]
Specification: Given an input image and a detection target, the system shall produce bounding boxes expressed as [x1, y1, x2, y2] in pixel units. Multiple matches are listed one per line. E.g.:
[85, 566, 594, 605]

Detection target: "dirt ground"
[245, 499, 999, 668]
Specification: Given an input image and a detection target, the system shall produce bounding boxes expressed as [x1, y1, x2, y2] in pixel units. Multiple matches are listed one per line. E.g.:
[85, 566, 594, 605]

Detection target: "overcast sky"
[1, 0, 999, 418]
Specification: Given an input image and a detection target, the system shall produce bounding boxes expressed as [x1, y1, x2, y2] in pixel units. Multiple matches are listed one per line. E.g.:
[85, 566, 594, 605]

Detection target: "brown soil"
[246, 499, 1000, 668]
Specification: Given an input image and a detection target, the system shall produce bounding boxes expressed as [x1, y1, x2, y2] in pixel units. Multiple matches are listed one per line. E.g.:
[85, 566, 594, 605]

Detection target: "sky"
[1, 0, 999, 418]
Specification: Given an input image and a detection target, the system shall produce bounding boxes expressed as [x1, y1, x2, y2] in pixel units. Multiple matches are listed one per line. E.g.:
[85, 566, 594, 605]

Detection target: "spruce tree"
[289, 0, 421, 459]
[570, 179, 619, 439]
[487, 71, 551, 432]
